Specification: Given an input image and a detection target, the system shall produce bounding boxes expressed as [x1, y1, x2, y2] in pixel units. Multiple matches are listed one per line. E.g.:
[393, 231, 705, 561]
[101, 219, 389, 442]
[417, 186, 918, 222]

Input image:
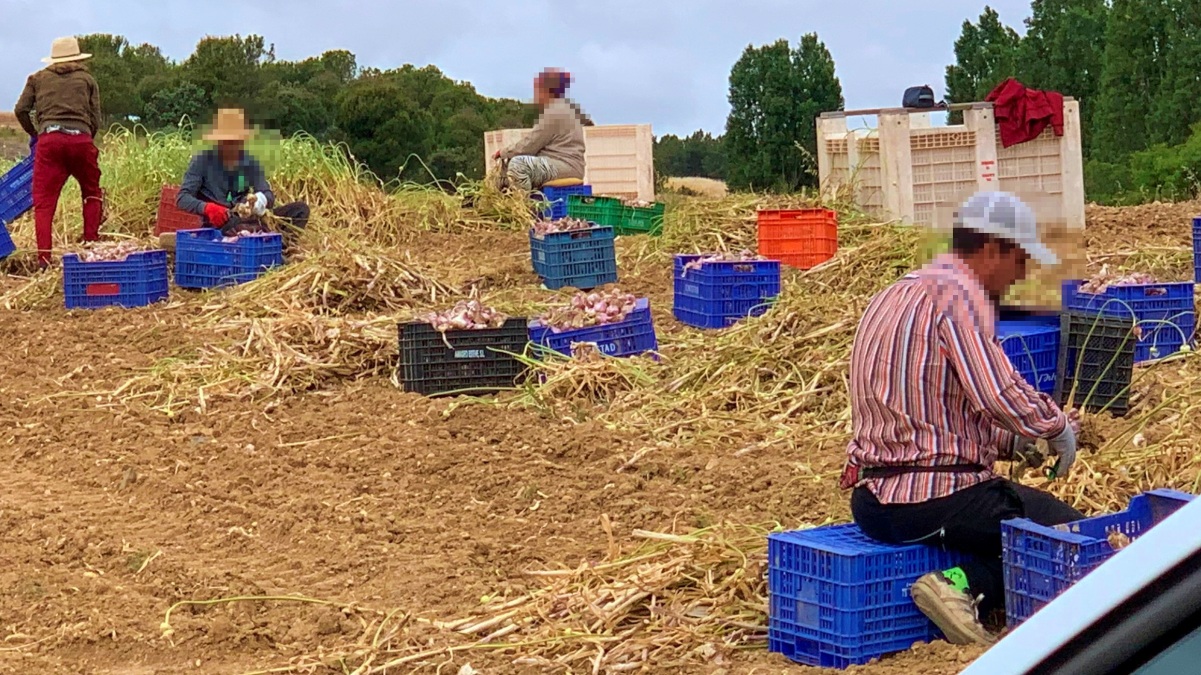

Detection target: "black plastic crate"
[1055, 311, 1137, 415]
[398, 318, 530, 397]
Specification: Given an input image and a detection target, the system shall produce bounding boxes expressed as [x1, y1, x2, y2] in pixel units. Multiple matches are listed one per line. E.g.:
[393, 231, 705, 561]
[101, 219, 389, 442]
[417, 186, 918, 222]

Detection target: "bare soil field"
[0, 193, 1197, 674]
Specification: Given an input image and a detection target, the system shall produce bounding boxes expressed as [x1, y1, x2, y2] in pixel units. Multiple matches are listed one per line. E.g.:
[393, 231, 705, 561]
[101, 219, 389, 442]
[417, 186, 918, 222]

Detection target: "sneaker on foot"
[910, 572, 996, 646]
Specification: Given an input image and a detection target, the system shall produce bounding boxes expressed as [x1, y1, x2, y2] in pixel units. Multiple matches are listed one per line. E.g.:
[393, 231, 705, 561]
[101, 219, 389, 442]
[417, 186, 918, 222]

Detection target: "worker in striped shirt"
[841, 191, 1082, 645]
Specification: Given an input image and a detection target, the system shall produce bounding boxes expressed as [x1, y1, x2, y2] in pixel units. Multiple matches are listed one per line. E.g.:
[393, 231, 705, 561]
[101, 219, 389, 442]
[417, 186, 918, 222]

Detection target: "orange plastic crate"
[757, 208, 838, 269]
[154, 185, 203, 235]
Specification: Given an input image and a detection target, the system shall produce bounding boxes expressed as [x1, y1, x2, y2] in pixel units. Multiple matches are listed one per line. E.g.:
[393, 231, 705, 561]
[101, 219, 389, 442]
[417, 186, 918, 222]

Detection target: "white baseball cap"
[955, 191, 1058, 267]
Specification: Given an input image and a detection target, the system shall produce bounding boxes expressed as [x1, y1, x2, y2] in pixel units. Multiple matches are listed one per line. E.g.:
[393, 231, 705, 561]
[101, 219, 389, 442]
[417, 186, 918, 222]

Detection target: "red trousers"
[32, 132, 103, 264]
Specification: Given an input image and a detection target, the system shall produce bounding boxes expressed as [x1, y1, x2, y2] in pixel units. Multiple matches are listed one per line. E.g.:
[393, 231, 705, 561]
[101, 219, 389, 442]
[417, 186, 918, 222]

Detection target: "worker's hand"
[203, 202, 231, 227]
[251, 191, 269, 217]
[1047, 424, 1077, 479]
[492, 150, 502, 161]
[1013, 440, 1047, 472]
[1067, 408, 1082, 435]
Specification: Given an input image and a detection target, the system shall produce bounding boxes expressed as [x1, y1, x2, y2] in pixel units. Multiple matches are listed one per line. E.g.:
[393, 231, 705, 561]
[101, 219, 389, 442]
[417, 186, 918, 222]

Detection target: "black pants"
[851, 478, 1084, 616]
[224, 202, 310, 245]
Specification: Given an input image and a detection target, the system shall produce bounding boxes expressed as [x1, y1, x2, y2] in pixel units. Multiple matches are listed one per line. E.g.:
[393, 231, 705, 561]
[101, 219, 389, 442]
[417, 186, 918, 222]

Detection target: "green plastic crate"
[566, 195, 624, 227]
[619, 202, 665, 237]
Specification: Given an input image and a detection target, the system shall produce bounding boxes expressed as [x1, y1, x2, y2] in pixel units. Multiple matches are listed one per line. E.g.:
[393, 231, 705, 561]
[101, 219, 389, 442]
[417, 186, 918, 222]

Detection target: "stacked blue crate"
[1062, 279, 1195, 363]
[1003, 489, 1193, 629]
[672, 255, 781, 329]
[997, 319, 1059, 395]
[768, 524, 967, 669]
[528, 225, 618, 290]
[0, 154, 35, 259]
[534, 184, 592, 220]
[528, 298, 657, 359]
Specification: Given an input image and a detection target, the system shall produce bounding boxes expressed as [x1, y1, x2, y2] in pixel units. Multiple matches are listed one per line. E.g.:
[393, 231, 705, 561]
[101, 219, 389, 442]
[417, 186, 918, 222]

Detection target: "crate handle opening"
[85, 282, 121, 296]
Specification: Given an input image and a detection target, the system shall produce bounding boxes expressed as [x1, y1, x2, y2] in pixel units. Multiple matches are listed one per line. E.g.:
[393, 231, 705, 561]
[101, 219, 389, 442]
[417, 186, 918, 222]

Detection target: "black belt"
[861, 463, 987, 480]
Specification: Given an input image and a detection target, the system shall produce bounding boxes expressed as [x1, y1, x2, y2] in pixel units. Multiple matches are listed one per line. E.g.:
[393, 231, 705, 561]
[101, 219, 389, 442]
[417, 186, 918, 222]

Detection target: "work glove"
[251, 191, 269, 217]
[203, 202, 231, 227]
[1046, 423, 1077, 479]
[1011, 436, 1046, 471]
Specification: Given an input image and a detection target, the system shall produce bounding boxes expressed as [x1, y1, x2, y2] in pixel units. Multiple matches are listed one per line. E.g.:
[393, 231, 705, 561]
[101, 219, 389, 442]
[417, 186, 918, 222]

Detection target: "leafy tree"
[1093, 0, 1174, 161]
[725, 34, 842, 192]
[1016, 0, 1109, 155]
[944, 7, 1022, 123]
[654, 131, 726, 180]
[143, 81, 208, 130]
[1150, 0, 1201, 148]
[335, 73, 435, 179]
[182, 35, 269, 111]
[77, 34, 169, 124]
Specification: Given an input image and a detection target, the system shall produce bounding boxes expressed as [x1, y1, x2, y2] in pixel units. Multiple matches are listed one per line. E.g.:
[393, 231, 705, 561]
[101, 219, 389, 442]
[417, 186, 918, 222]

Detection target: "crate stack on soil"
[528, 221, 618, 290]
[566, 195, 666, 237]
[1193, 217, 1201, 284]
[768, 524, 966, 669]
[672, 254, 781, 329]
[398, 302, 530, 397]
[535, 184, 592, 220]
[1002, 489, 1193, 628]
[63, 248, 169, 310]
[174, 228, 284, 289]
[1055, 311, 1139, 415]
[529, 293, 658, 359]
[1062, 278, 1196, 363]
[757, 208, 838, 269]
[997, 317, 1060, 395]
[0, 154, 34, 259]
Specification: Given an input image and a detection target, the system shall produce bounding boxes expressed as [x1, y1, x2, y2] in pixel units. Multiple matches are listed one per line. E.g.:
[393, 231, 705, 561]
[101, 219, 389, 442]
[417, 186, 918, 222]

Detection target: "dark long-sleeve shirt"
[176, 149, 275, 226]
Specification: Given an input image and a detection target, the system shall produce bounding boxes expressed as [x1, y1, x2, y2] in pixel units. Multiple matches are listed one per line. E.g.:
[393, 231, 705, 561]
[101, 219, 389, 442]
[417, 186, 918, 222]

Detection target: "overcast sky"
[1, 0, 1034, 136]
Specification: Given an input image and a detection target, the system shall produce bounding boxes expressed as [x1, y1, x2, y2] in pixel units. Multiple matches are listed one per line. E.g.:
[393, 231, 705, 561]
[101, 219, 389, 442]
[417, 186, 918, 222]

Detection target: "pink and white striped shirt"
[841, 253, 1068, 504]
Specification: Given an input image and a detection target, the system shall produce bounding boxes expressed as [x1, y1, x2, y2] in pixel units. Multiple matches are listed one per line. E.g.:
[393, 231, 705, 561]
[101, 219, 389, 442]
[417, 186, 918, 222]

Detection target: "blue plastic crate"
[62, 249, 169, 310]
[528, 298, 657, 358]
[768, 524, 967, 670]
[1193, 217, 1201, 284]
[1135, 313, 1195, 363]
[533, 184, 592, 220]
[174, 228, 284, 289]
[1062, 279, 1196, 364]
[0, 220, 14, 260]
[0, 154, 34, 229]
[528, 225, 618, 291]
[672, 255, 781, 329]
[997, 320, 1059, 395]
[1003, 489, 1194, 629]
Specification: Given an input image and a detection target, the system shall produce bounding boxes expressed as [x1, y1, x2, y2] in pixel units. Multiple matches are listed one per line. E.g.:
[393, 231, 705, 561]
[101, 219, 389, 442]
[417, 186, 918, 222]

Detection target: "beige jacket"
[501, 97, 586, 179]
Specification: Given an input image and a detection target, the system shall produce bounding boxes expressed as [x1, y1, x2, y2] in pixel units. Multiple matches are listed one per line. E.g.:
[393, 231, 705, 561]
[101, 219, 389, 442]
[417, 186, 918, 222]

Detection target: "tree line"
[72, 34, 537, 182]
[67, 8, 1201, 203]
[669, 0, 1201, 203]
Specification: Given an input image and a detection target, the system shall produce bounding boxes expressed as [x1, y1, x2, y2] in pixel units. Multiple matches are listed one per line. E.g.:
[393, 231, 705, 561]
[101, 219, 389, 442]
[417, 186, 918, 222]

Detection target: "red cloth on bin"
[985, 78, 1065, 148]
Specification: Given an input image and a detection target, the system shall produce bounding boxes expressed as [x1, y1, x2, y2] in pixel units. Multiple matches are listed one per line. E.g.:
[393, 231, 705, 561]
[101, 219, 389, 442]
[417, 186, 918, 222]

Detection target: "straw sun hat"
[203, 108, 254, 142]
[41, 37, 92, 64]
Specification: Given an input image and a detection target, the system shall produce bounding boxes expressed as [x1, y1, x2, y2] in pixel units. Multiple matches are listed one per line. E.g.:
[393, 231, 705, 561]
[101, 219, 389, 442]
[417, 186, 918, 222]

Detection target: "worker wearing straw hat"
[173, 108, 309, 250]
[840, 191, 1083, 645]
[492, 68, 591, 192]
[13, 36, 105, 268]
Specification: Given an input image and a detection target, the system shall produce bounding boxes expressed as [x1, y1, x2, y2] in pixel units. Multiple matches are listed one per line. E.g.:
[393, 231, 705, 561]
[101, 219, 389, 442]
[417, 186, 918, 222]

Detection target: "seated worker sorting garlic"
[492, 68, 592, 193]
[168, 108, 310, 252]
